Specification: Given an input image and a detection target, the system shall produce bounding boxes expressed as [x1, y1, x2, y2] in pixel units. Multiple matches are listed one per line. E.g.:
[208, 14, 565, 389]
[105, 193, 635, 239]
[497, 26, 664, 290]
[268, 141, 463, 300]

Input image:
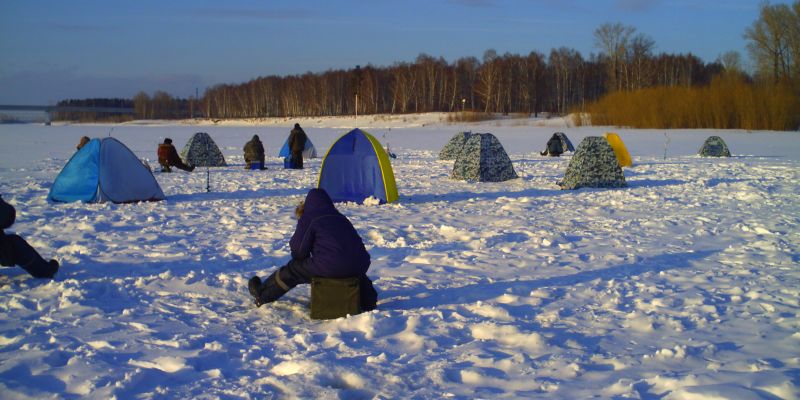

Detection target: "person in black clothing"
[1, 196, 59, 279]
[540, 134, 564, 157]
[287, 123, 307, 169]
[248, 188, 377, 310]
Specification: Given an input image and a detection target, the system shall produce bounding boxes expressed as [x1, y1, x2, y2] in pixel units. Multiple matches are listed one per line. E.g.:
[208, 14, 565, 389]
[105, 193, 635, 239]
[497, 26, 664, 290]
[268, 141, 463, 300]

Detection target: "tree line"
[55, 3, 800, 130]
[124, 47, 720, 120]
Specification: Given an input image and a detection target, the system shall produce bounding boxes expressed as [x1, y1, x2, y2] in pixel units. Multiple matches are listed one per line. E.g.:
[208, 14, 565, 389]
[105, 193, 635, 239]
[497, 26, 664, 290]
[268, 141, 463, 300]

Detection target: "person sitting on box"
[1, 196, 59, 279]
[248, 188, 377, 311]
[243, 134, 266, 170]
[157, 138, 195, 173]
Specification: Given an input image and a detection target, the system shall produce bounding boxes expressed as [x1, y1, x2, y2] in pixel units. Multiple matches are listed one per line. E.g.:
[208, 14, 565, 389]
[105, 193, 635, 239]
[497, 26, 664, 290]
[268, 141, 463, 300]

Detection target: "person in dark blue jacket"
[1, 196, 59, 279]
[248, 188, 377, 309]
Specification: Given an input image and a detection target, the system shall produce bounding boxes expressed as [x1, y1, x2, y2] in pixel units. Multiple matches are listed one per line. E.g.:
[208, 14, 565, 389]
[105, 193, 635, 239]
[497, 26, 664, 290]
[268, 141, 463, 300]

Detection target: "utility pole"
[353, 65, 362, 118]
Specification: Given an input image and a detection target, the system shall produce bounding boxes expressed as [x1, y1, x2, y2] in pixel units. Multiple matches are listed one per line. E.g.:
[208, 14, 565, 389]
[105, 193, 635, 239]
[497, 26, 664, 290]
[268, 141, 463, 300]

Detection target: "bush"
[585, 75, 800, 131]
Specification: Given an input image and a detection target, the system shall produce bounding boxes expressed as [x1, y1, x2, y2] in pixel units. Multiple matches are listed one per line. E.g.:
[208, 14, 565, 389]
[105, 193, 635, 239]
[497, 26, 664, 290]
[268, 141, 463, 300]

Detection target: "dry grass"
[585, 75, 800, 131]
[446, 111, 496, 123]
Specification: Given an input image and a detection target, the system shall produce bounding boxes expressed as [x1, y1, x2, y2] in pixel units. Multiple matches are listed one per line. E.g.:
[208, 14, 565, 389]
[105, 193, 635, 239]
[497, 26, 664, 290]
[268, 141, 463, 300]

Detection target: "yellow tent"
[604, 132, 632, 167]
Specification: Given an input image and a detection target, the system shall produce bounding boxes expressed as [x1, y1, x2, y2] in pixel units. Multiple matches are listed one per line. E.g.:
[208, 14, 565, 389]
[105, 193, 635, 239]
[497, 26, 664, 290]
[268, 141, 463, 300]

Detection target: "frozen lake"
[1, 115, 799, 398]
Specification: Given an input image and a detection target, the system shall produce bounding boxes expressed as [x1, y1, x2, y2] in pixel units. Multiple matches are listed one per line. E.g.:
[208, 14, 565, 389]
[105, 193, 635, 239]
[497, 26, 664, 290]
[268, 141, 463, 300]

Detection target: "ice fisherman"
[0, 196, 59, 279]
[76, 136, 90, 151]
[248, 188, 378, 310]
[287, 123, 307, 169]
[243, 134, 266, 170]
[541, 133, 564, 157]
[157, 138, 195, 172]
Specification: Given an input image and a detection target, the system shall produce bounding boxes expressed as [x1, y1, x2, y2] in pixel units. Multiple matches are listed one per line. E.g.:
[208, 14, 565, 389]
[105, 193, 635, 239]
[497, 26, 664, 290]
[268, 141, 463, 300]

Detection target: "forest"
[55, 2, 800, 130]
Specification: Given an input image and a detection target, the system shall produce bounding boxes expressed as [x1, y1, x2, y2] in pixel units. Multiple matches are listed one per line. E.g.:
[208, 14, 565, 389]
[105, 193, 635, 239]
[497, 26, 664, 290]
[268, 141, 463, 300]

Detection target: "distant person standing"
[157, 138, 194, 173]
[76, 136, 90, 151]
[243, 134, 266, 170]
[1, 196, 59, 279]
[287, 123, 307, 169]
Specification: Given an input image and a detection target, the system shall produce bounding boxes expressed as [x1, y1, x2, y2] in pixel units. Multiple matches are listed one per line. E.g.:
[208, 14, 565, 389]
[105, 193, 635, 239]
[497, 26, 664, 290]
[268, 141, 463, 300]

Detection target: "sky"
[0, 0, 781, 104]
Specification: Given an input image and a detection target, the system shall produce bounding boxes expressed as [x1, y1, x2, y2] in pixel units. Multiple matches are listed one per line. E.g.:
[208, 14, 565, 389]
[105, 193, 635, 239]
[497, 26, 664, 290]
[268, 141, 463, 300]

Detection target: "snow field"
[0, 118, 798, 398]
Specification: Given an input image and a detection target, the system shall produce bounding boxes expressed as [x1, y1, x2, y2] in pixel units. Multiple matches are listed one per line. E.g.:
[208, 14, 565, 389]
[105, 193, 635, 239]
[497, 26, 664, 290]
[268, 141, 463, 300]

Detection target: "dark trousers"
[290, 151, 303, 169]
[160, 160, 194, 172]
[0, 233, 56, 278]
[259, 258, 377, 310]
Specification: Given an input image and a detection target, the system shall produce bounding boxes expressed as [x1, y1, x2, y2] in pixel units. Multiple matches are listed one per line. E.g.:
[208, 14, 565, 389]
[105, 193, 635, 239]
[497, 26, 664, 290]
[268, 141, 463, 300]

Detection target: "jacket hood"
[303, 189, 338, 217]
[252, 135, 260, 142]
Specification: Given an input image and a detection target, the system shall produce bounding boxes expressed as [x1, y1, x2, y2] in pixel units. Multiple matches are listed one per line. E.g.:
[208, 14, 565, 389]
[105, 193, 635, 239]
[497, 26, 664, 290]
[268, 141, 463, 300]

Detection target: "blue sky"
[0, 0, 778, 104]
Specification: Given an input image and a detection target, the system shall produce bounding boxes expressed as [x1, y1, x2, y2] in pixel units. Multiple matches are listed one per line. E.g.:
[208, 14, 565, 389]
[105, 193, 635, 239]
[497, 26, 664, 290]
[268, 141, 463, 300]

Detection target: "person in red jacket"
[1, 196, 59, 279]
[157, 138, 195, 172]
[248, 188, 377, 309]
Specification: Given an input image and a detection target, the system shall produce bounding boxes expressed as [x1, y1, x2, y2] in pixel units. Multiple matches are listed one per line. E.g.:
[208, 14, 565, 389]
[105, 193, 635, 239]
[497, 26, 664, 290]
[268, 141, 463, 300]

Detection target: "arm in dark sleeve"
[0, 197, 16, 230]
[289, 218, 313, 260]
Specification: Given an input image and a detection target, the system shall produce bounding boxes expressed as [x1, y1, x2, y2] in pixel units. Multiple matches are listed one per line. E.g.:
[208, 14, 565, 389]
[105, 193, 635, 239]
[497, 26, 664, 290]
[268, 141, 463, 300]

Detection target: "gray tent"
[698, 136, 731, 157]
[181, 132, 227, 167]
[559, 136, 626, 190]
[451, 133, 518, 182]
[439, 132, 472, 160]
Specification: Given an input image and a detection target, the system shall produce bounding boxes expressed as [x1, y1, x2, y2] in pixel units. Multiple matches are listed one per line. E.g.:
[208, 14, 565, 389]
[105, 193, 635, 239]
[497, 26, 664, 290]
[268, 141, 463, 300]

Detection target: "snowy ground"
[1, 113, 799, 399]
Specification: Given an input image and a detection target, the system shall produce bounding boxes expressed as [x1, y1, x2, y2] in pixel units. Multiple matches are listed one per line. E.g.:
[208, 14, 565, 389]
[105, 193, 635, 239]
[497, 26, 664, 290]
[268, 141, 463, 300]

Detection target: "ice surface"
[0, 113, 798, 398]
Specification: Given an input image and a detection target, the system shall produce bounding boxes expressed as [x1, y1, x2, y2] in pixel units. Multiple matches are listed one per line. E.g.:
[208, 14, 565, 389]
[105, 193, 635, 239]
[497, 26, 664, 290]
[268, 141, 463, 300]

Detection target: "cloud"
[448, 0, 495, 7]
[615, 0, 660, 12]
[187, 7, 317, 20]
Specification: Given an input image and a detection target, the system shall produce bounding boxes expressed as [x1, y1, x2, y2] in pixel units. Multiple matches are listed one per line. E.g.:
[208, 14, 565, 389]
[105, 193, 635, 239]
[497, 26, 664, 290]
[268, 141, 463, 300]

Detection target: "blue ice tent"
[278, 136, 317, 159]
[48, 137, 165, 203]
[318, 128, 398, 204]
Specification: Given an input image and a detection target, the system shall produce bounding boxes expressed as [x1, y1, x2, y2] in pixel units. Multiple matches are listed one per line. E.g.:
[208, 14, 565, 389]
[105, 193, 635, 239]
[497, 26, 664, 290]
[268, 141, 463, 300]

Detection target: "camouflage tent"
[451, 133, 518, 182]
[439, 132, 472, 160]
[181, 132, 227, 167]
[698, 136, 731, 157]
[559, 136, 626, 190]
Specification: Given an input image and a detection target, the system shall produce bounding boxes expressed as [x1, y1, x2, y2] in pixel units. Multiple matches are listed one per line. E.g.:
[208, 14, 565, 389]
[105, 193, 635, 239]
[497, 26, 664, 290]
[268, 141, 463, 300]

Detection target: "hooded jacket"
[243, 135, 265, 162]
[289, 189, 370, 278]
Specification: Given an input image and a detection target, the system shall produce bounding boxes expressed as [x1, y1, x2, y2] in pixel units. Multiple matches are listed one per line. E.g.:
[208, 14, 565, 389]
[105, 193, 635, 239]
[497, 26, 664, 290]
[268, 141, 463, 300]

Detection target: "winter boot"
[257, 272, 290, 305]
[248, 276, 262, 306]
[44, 259, 59, 279]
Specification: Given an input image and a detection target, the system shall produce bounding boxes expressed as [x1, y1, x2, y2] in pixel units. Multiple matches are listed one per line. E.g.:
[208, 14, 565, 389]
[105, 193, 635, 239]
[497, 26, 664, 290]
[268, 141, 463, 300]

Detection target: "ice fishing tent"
[451, 133, 518, 182]
[48, 137, 165, 203]
[604, 132, 632, 167]
[439, 132, 472, 160]
[278, 136, 318, 159]
[542, 132, 575, 156]
[559, 136, 627, 190]
[698, 136, 731, 157]
[318, 128, 398, 204]
[181, 132, 227, 167]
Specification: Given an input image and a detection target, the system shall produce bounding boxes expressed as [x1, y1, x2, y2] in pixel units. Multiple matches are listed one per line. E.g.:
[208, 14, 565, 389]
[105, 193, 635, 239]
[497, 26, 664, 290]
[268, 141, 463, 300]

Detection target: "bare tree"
[594, 22, 635, 91]
[745, 1, 795, 82]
